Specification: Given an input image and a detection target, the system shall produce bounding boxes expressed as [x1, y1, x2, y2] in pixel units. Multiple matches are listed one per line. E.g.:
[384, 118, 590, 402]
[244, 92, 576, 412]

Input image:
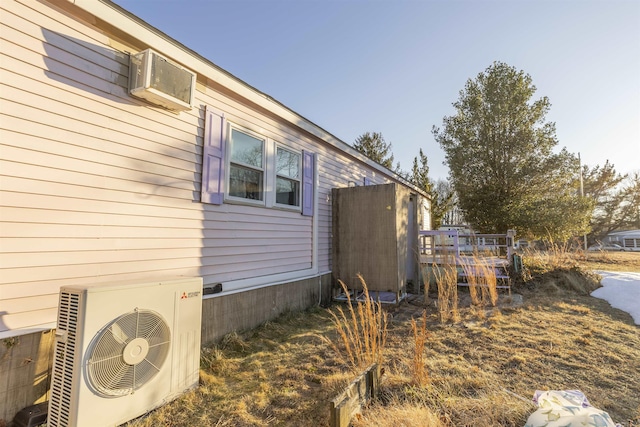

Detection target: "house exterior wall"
[0, 0, 427, 421]
[605, 230, 640, 251]
[0, 0, 402, 339]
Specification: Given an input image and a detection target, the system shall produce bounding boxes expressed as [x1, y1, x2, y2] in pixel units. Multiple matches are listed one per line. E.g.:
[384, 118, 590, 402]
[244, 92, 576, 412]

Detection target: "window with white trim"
[228, 128, 265, 202]
[201, 106, 314, 215]
[275, 146, 301, 207]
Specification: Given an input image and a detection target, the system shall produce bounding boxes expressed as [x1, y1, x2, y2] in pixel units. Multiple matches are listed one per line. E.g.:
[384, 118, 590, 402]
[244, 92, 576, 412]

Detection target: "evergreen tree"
[433, 62, 593, 241]
[409, 149, 454, 229]
[353, 132, 395, 170]
[410, 149, 432, 194]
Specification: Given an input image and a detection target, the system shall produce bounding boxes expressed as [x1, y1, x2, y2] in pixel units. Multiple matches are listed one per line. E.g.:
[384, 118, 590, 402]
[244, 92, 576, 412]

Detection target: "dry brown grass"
[409, 310, 429, 387]
[128, 255, 640, 427]
[523, 247, 640, 273]
[462, 256, 499, 308]
[433, 263, 460, 323]
[325, 276, 388, 372]
[351, 400, 444, 427]
[581, 250, 640, 272]
[128, 308, 348, 427]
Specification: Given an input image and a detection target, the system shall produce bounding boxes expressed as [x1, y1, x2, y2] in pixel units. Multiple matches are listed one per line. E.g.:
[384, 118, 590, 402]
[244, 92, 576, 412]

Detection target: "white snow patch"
[591, 270, 640, 325]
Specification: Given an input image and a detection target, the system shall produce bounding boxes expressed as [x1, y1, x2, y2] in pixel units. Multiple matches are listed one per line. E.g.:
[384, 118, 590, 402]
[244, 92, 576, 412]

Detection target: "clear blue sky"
[114, 0, 639, 181]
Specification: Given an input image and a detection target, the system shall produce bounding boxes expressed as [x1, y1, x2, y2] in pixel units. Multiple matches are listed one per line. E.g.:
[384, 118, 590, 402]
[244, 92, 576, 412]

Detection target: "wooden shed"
[331, 183, 420, 302]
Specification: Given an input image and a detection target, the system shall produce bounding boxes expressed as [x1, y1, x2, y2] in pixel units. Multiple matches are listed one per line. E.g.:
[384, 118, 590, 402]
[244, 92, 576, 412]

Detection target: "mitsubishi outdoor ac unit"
[129, 49, 196, 111]
[47, 277, 203, 427]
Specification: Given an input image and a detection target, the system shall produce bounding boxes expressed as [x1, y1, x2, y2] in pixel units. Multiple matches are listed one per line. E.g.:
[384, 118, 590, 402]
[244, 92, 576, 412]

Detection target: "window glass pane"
[276, 147, 300, 179]
[231, 129, 263, 168]
[229, 164, 263, 201]
[276, 177, 300, 206]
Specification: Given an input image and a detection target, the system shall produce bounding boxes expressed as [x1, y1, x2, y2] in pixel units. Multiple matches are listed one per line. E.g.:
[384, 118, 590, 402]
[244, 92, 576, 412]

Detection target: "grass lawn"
[129, 252, 640, 427]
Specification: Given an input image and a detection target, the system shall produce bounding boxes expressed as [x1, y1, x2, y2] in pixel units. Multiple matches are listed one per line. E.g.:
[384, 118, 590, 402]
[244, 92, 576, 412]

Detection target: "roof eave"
[60, 0, 427, 198]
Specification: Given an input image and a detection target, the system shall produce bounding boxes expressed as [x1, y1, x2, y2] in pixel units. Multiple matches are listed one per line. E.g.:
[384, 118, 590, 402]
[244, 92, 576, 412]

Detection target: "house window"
[201, 106, 314, 213]
[276, 147, 301, 207]
[228, 129, 264, 201]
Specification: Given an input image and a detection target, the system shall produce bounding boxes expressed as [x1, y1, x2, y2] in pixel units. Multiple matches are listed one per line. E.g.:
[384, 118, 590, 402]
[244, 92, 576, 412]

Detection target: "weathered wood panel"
[333, 184, 402, 292]
[329, 364, 381, 427]
[0, 330, 55, 422]
[331, 183, 419, 294]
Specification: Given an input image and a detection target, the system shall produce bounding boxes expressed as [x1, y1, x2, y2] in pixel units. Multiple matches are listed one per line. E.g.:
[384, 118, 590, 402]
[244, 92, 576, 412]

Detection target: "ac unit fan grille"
[150, 53, 193, 104]
[48, 291, 80, 427]
[87, 309, 171, 397]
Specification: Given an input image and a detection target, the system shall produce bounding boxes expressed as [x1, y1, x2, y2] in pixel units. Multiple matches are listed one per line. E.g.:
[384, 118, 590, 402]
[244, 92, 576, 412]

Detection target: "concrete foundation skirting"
[201, 273, 332, 345]
[0, 272, 332, 423]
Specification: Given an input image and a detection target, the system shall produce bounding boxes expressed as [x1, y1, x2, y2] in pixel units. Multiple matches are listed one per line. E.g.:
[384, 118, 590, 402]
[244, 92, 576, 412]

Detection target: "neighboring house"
[0, 0, 428, 421]
[603, 230, 640, 251]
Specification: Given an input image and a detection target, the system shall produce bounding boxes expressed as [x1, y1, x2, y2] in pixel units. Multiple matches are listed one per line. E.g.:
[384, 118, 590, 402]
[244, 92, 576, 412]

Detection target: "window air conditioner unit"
[47, 277, 203, 427]
[129, 49, 196, 112]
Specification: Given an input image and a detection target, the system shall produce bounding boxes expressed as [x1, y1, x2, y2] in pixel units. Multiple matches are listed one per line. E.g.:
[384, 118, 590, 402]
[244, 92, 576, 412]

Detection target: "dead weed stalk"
[462, 256, 498, 308]
[326, 275, 388, 372]
[433, 263, 459, 323]
[410, 310, 429, 386]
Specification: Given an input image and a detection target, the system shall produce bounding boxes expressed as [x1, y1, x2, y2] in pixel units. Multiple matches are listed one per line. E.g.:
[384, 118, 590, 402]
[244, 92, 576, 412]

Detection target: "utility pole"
[579, 153, 587, 250]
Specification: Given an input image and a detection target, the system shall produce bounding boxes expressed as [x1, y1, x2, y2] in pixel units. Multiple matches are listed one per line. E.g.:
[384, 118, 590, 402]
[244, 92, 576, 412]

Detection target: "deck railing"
[419, 229, 515, 291]
[419, 229, 515, 261]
